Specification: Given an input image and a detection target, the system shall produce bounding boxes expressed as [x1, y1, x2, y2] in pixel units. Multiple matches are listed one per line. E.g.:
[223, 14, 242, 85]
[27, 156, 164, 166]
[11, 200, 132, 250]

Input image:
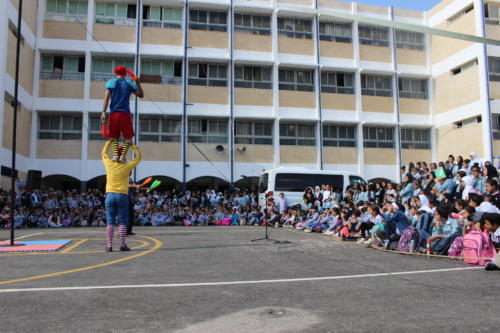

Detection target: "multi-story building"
[0, 0, 499, 191]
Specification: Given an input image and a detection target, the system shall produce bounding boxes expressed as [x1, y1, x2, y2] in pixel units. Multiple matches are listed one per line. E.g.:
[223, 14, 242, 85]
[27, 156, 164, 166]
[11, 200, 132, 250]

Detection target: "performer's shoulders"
[105, 78, 117, 89]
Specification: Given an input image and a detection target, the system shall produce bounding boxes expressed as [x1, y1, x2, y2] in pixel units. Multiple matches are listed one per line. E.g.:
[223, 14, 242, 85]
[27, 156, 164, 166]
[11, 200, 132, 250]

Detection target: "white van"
[258, 168, 367, 208]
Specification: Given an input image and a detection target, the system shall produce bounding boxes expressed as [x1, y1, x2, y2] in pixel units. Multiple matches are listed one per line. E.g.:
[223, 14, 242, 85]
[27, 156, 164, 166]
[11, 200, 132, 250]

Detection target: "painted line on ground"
[0, 235, 163, 286]
[0, 238, 150, 256]
[1, 233, 44, 242]
[0, 266, 482, 293]
[61, 239, 88, 253]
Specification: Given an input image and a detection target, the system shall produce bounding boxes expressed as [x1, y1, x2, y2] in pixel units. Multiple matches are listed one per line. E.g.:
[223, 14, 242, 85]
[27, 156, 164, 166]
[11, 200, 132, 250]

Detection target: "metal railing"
[361, 88, 392, 97]
[399, 91, 428, 99]
[95, 17, 136, 26]
[278, 30, 312, 39]
[143, 20, 182, 29]
[188, 78, 227, 87]
[279, 83, 314, 92]
[321, 86, 354, 94]
[91, 72, 115, 82]
[234, 80, 272, 89]
[189, 22, 227, 32]
[40, 71, 84, 81]
[234, 26, 271, 35]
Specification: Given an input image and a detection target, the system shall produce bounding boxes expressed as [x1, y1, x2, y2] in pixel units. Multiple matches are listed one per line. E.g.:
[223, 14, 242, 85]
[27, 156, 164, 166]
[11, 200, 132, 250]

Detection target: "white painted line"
[0, 266, 482, 293]
[1, 232, 44, 242]
[15, 233, 44, 240]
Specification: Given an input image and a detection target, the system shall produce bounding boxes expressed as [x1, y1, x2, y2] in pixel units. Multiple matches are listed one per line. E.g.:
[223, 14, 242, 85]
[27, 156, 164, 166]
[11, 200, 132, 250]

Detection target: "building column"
[389, 7, 401, 181]
[352, 3, 364, 176]
[272, 7, 280, 168]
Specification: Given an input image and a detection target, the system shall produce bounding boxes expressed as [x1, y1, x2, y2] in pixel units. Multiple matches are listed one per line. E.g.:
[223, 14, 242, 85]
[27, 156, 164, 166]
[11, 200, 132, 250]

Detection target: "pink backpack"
[220, 218, 231, 226]
[183, 219, 192, 226]
[462, 230, 496, 265]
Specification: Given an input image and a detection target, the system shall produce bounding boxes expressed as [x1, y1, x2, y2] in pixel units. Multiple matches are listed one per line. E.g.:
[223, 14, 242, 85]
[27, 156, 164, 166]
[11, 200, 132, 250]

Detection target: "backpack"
[397, 226, 420, 253]
[447, 236, 463, 258]
[462, 230, 496, 265]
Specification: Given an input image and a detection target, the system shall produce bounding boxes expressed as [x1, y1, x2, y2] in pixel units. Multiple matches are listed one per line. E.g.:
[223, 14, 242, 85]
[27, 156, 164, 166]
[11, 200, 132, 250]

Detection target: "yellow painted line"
[0, 239, 149, 257]
[0, 235, 163, 286]
[61, 239, 88, 253]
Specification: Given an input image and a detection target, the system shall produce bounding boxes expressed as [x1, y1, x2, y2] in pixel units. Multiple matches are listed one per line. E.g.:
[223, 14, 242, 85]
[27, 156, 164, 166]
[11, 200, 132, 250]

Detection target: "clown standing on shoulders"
[101, 65, 144, 163]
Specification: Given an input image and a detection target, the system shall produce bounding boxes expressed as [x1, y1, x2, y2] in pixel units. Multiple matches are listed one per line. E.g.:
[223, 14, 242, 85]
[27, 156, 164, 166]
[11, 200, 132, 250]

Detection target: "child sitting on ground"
[484, 213, 500, 271]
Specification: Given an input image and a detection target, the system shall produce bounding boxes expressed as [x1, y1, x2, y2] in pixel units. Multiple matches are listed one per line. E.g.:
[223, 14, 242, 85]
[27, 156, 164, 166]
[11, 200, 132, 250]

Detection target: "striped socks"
[111, 139, 119, 159]
[119, 225, 127, 248]
[121, 142, 130, 160]
[106, 225, 114, 249]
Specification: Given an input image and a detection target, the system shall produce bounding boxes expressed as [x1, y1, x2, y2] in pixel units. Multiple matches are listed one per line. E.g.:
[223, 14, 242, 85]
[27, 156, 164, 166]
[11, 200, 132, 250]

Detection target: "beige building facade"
[0, 0, 498, 190]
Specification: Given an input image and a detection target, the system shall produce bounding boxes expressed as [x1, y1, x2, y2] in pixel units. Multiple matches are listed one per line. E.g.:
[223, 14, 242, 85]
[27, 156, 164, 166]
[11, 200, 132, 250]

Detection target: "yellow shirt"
[101, 141, 142, 194]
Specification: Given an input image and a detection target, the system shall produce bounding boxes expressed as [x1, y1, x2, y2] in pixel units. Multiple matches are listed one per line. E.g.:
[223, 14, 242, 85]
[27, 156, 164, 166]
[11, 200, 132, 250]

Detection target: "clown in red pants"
[101, 65, 144, 162]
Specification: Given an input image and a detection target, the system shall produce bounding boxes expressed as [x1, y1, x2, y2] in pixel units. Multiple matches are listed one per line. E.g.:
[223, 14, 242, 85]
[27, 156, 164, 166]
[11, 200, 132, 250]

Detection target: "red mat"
[0, 240, 71, 252]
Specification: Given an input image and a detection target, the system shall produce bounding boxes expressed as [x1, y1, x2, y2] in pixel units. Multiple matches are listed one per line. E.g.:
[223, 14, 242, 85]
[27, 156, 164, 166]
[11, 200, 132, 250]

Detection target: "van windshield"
[258, 173, 268, 193]
[275, 173, 343, 192]
[349, 176, 367, 187]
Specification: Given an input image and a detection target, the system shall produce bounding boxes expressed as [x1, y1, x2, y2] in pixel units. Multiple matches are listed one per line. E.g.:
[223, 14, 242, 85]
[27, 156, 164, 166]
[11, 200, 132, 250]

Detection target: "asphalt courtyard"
[0, 226, 498, 333]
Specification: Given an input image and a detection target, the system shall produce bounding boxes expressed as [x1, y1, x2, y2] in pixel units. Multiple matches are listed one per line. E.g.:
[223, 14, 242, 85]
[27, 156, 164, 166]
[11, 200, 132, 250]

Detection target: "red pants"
[108, 111, 134, 140]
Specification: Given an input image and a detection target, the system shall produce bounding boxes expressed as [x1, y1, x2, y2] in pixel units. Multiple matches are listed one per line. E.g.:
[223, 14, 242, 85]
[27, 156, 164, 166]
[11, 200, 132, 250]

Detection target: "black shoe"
[126, 232, 135, 236]
[106, 247, 112, 252]
[120, 245, 131, 252]
[485, 262, 500, 271]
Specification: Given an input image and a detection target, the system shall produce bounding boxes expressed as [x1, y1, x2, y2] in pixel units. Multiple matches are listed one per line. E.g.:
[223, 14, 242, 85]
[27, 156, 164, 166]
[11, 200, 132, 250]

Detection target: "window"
[234, 13, 271, 35]
[88, 114, 105, 140]
[189, 10, 227, 32]
[278, 17, 313, 39]
[234, 66, 272, 89]
[359, 26, 389, 47]
[454, 116, 482, 129]
[274, 173, 344, 192]
[319, 22, 351, 42]
[323, 124, 356, 147]
[40, 55, 85, 80]
[140, 116, 181, 142]
[189, 119, 228, 144]
[280, 123, 316, 146]
[489, 57, 500, 81]
[279, 69, 314, 92]
[141, 60, 182, 84]
[46, 0, 88, 21]
[189, 63, 227, 87]
[451, 59, 478, 75]
[363, 126, 394, 148]
[321, 72, 354, 94]
[485, 4, 500, 25]
[235, 121, 273, 145]
[398, 78, 428, 99]
[447, 5, 473, 24]
[91, 58, 134, 81]
[493, 115, 500, 140]
[361, 74, 392, 97]
[395, 30, 425, 51]
[95, 2, 136, 25]
[143, 6, 182, 28]
[401, 128, 431, 149]
[39, 114, 82, 140]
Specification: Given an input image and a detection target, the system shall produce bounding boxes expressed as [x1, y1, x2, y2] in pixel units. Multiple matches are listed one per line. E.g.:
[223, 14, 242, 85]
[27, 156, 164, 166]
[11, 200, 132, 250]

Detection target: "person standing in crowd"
[102, 140, 142, 252]
[276, 193, 288, 215]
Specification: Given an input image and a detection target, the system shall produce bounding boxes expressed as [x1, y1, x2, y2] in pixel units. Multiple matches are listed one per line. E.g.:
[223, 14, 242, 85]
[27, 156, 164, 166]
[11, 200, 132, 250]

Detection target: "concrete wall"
[235, 88, 273, 106]
[2, 104, 31, 157]
[431, 9, 476, 64]
[396, 49, 426, 66]
[93, 24, 135, 43]
[37, 140, 82, 159]
[43, 21, 87, 40]
[323, 147, 358, 164]
[234, 33, 272, 52]
[142, 27, 182, 45]
[279, 90, 316, 108]
[436, 123, 484, 162]
[322, 93, 356, 110]
[142, 83, 182, 103]
[360, 45, 392, 63]
[39, 80, 84, 99]
[234, 145, 274, 163]
[399, 98, 430, 115]
[280, 145, 317, 164]
[188, 86, 228, 104]
[361, 95, 394, 113]
[189, 30, 228, 49]
[141, 142, 181, 161]
[490, 81, 500, 100]
[320, 41, 354, 59]
[402, 149, 432, 165]
[7, 30, 35, 94]
[364, 148, 397, 165]
[278, 36, 314, 55]
[435, 66, 480, 114]
[188, 143, 228, 162]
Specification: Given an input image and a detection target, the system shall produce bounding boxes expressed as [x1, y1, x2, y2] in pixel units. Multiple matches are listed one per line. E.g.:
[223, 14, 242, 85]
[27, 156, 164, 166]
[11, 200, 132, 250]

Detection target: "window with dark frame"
[363, 126, 394, 148]
[321, 72, 354, 94]
[280, 123, 316, 146]
[323, 124, 356, 147]
[235, 121, 273, 145]
[234, 13, 271, 35]
[39, 114, 82, 140]
[401, 128, 431, 149]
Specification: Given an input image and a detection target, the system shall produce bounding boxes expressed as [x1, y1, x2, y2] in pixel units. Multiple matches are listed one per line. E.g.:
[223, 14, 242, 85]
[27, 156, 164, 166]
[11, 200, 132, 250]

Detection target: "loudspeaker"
[27, 170, 42, 189]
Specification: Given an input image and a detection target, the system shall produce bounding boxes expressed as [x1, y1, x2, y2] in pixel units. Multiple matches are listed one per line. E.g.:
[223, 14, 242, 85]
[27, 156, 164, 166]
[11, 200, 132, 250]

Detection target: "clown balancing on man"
[101, 65, 144, 162]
